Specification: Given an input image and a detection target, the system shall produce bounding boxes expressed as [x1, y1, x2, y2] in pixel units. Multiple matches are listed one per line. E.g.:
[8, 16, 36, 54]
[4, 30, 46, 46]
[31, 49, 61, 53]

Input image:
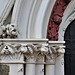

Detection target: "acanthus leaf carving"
[0, 45, 15, 55]
[0, 42, 65, 61]
[46, 47, 57, 60]
[37, 46, 49, 57]
[24, 44, 39, 60]
[18, 46, 28, 54]
[50, 46, 65, 56]
[45, 45, 65, 60]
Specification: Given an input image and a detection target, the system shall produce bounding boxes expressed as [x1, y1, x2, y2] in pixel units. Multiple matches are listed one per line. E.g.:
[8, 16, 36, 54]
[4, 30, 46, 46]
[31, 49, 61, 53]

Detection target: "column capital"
[46, 41, 65, 60]
[0, 40, 65, 63]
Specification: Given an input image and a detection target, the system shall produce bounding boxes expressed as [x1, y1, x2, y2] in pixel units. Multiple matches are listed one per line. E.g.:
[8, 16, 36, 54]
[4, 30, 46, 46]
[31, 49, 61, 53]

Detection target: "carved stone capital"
[46, 45, 65, 60]
[0, 45, 15, 55]
[0, 42, 65, 60]
[19, 44, 49, 62]
[0, 40, 65, 63]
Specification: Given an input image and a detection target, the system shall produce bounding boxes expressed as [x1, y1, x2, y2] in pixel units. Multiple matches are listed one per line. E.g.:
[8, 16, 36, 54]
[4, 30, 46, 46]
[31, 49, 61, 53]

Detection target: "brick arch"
[47, 0, 71, 41]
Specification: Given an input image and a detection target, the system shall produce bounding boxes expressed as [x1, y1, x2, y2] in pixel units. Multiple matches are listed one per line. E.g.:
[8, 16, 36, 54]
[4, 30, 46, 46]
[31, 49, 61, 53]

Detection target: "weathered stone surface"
[0, 65, 9, 75]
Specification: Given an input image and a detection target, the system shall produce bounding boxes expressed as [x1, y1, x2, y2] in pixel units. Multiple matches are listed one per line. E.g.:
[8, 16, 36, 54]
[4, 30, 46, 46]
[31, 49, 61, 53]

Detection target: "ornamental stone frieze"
[0, 39, 65, 64]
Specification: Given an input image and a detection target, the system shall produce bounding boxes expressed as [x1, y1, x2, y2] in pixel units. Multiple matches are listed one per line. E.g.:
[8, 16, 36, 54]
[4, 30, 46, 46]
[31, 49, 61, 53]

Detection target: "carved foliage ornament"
[0, 1, 18, 38]
[0, 43, 65, 60]
[47, 0, 71, 41]
[0, 24, 17, 38]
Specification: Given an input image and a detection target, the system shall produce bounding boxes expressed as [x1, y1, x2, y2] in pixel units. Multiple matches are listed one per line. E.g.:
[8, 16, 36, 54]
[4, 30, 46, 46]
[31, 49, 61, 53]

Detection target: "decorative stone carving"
[56, 46, 65, 55]
[0, 40, 65, 63]
[24, 44, 48, 60]
[0, 43, 65, 60]
[0, 43, 48, 60]
[0, 24, 17, 38]
[38, 45, 49, 55]
[47, 0, 71, 41]
[46, 45, 65, 60]
[0, 45, 15, 55]
[19, 45, 28, 54]
[6, 24, 17, 38]
[36, 45, 49, 61]
[0, 0, 17, 39]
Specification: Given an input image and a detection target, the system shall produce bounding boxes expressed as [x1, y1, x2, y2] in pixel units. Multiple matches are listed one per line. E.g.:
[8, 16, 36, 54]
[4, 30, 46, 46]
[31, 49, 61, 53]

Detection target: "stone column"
[25, 44, 48, 75]
[36, 45, 48, 75]
[6, 54, 24, 75]
[0, 39, 48, 75]
[55, 46, 65, 75]
[25, 44, 37, 75]
[0, 44, 25, 75]
[36, 56, 44, 75]
[25, 56, 36, 75]
[46, 59, 55, 75]
[47, 41, 65, 75]
[46, 48, 56, 75]
[9, 64, 23, 75]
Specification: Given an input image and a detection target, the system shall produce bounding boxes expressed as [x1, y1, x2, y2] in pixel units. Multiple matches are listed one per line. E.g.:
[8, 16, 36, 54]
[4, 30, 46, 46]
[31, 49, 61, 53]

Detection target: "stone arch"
[59, 13, 75, 41]
[11, 0, 56, 39]
[59, 0, 75, 41]
[47, 0, 71, 41]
